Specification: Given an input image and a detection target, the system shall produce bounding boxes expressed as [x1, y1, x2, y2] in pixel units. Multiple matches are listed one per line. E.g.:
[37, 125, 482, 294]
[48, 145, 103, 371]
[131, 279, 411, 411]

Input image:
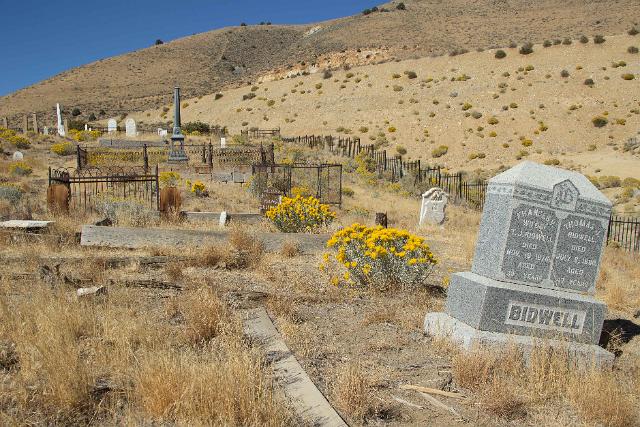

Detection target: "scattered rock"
[449, 91, 458, 97]
[76, 286, 108, 298]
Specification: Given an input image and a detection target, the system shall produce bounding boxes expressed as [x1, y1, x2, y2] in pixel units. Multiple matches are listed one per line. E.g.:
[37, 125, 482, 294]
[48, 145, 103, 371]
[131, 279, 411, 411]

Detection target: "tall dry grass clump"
[133, 338, 290, 425]
[180, 286, 231, 345]
[452, 344, 637, 425]
[331, 361, 377, 422]
[597, 248, 640, 314]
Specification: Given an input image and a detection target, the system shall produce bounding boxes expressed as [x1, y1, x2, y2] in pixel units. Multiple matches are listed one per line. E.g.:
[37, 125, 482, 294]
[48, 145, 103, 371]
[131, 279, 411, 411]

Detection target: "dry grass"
[331, 361, 377, 423]
[279, 239, 300, 257]
[0, 278, 293, 425]
[452, 344, 637, 424]
[164, 262, 184, 281]
[598, 248, 640, 314]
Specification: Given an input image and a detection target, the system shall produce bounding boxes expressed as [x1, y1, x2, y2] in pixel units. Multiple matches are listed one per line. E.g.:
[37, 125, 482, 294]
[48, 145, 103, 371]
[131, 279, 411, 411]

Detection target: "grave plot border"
[49, 165, 160, 212]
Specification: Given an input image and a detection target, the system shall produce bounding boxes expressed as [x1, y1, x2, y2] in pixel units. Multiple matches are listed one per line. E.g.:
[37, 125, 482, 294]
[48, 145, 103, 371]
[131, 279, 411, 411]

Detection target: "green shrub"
[243, 92, 256, 100]
[592, 116, 608, 127]
[594, 35, 606, 44]
[543, 40, 552, 47]
[628, 46, 639, 54]
[579, 35, 589, 43]
[359, 126, 368, 133]
[396, 2, 406, 10]
[521, 139, 533, 147]
[471, 111, 483, 119]
[183, 121, 210, 134]
[622, 73, 635, 80]
[323, 69, 333, 79]
[544, 158, 560, 166]
[584, 78, 594, 86]
[495, 50, 507, 59]
[431, 145, 448, 158]
[404, 70, 417, 79]
[598, 176, 621, 189]
[509, 102, 518, 109]
[342, 187, 354, 197]
[267, 99, 276, 107]
[487, 117, 499, 125]
[396, 145, 407, 155]
[629, 27, 639, 36]
[462, 102, 472, 111]
[519, 43, 534, 55]
[562, 38, 572, 45]
[392, 85, 403, 92]
[0, 183, 23, 204]
[214, 93, 223, 100]
[561, 69, 570, 78]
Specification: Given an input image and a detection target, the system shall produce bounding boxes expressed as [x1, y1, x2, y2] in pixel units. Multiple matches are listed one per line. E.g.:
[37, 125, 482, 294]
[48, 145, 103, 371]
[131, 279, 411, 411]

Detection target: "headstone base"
[424, 312, 614, 368]
[168, 149, 189, 163]
[446, 272, 606, 345]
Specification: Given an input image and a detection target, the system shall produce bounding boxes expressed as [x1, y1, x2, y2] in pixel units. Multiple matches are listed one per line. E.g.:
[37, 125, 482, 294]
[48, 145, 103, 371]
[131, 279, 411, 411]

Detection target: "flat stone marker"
[0, 220, 53, 231]
[125, 118, 137, 137]
[243, 308, 347, 427]
[419, 187, 448, 226]
[424, 161, 614, 365]
[12, 151, 23, 161]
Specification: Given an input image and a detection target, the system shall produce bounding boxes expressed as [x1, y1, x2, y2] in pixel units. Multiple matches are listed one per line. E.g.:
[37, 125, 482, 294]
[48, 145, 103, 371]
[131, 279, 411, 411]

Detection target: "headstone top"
[12, 151, 23, 161]
[107, 119, 117, 133]
[489, 161, 610, 206]
[125, 118, 136, 137]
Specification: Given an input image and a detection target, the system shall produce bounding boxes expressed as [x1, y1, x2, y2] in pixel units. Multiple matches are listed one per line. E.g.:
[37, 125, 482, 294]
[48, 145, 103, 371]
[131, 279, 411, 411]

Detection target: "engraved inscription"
[502, 205, 558, 284]
[505, 301, 586, 334]
[551, 215, 605, 291]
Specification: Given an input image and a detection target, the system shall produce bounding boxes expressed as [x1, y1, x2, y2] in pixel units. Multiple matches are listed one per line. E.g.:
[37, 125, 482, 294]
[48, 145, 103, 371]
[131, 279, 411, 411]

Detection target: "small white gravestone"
[157, 128, 163, 136]
[159, 129, 168, 137]
[84, 124, 88, 131]
[419, 187, 448, 225]
[43, 126, 49, 135]
[125, 118, 136, 137]
[220, 137, 227, 148]
[107, 119, 117, 133]
[12, 151, 23, 161]
[219, 211, 228, 227]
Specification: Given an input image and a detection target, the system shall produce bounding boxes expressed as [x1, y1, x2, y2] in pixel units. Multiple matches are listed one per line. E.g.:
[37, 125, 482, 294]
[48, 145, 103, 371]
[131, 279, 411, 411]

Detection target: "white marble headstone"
[220, 137, 227, 148]
[219, 211, 228, 227]
[56, 103, 65, 137]
[12, 151, 23, 161]
[107, 119, 117, 133]
[43, 126, 49, 135]
[419, 187, 448, 225]
[125, 118, 136, 137]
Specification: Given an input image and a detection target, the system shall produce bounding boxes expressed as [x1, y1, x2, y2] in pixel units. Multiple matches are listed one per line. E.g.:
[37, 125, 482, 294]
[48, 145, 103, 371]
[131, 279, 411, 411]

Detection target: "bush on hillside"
[431, 145, 448, 158]
[183, 121, 210, 134]
[584, 78, 594, 86]
[519, 42, 534, 55]
[628, 46, 639, 54]
[562, 38, 572, 45]
[51, 142, 75, 156]
[622, 73, 635, 80]
[396, 2, 406, 10]
[579, 35, 589, 44]
[404, 70, 417, 79]
[495, 49, 507, 59]
[628, 27, 639, 36]
[72, 108, 81, 117]
[543, 40, 552, 47]
[561, 69, 570, 78]
[592, 116, 608, 127]
[594, 35, 606, 44]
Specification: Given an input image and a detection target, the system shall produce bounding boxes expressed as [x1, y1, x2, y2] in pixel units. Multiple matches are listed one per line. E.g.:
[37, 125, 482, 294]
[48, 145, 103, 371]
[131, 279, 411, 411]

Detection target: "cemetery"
[1, 11, 640, 425]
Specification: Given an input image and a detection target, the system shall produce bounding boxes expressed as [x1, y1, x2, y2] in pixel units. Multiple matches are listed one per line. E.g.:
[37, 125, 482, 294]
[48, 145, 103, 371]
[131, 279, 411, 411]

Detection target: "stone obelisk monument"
[56, 103, 66, 137]
[168, 87, 188, 163]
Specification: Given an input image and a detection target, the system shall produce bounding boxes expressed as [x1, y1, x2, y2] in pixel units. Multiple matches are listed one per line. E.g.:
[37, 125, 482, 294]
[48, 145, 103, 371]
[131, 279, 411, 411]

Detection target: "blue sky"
[1, 0, 377, 96]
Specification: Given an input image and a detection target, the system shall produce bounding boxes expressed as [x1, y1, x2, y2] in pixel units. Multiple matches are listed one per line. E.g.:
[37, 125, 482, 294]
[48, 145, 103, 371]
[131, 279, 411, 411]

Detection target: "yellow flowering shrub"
[159, 171, 181, 187]
[324, 223, 437, 290]
[191, 181, 208, 197]
[266, 195, 336, 233]
[9, 161, 33, 176]
[51, 141, 75, 156]
[68, 129, 101, 142]
[291, 186, 312, 197]
[6, 134, 31, 149]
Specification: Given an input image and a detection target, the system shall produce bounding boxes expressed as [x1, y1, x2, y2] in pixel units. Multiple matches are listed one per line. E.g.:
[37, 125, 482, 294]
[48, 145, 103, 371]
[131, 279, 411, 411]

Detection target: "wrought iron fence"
[251, 163, 342, 206]
[49, 166, 159, 212]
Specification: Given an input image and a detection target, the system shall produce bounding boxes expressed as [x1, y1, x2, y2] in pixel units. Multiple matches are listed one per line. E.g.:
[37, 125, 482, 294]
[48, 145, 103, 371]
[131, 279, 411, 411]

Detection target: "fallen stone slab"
[80, 225, 329, 253]
[243, 308, 347, 427]
[0, 220, 53, 231]
[181, 211, 262, 224]
[77, 286, 108, 298]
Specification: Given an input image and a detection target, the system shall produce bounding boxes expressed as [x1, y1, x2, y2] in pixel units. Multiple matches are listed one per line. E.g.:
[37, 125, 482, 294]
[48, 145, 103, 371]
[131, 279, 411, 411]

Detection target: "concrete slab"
[80, 225, 329, 253]
[0, 220, 53, 231]
[243, 308, 347, 427]
[181, 211, 262, 224]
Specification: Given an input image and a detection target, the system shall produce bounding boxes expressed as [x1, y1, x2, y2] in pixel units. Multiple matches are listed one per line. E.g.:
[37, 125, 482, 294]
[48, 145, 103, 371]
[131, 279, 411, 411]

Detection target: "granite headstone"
[424, 161, 614, 365]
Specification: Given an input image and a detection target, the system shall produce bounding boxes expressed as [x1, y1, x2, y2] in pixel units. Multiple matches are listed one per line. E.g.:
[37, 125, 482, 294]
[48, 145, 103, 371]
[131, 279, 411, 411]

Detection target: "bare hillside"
[130, 34, 640, 190]
[2, 0, 640, 125]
